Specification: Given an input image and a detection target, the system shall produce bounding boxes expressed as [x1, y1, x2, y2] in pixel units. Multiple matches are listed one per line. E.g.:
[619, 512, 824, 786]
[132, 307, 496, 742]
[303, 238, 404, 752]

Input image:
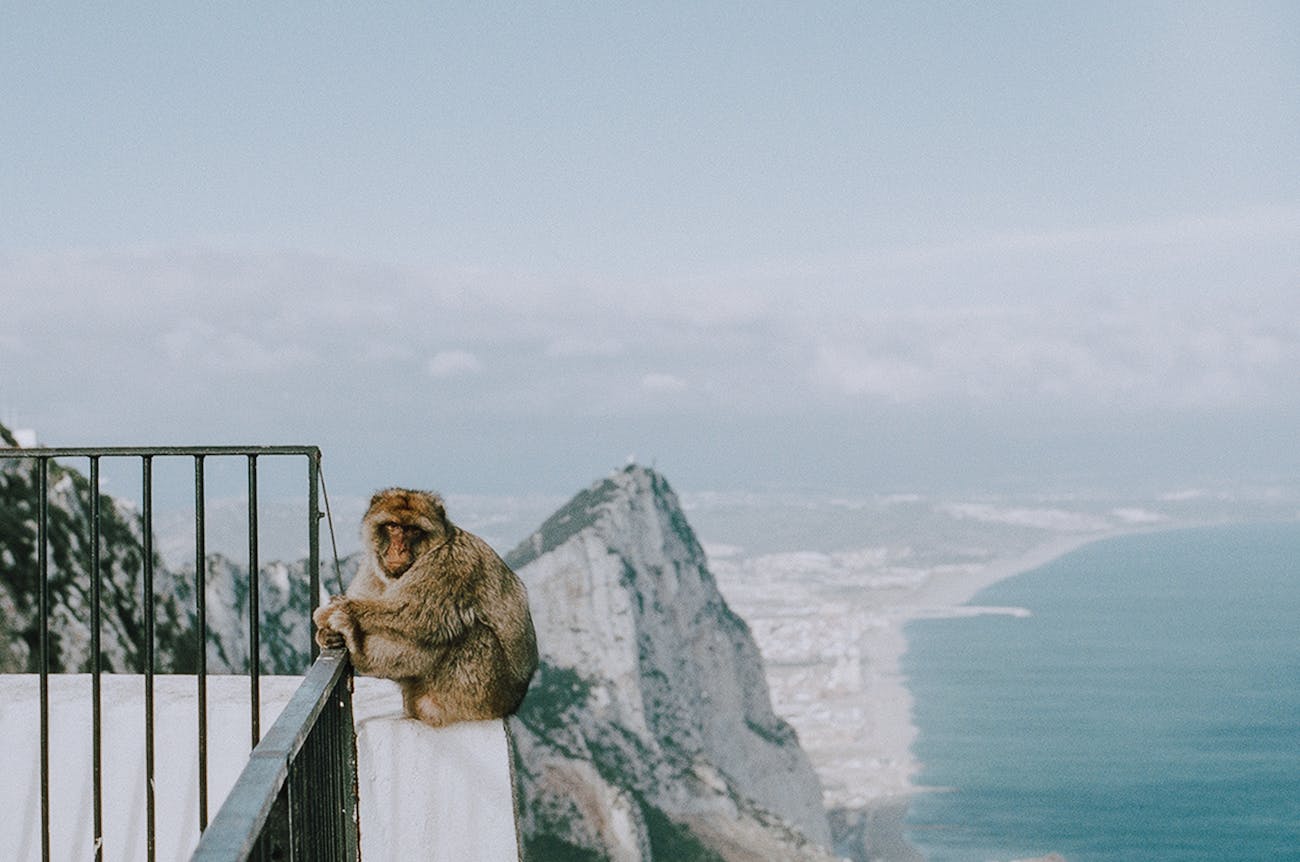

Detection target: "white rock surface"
[506, 466, 837, 860]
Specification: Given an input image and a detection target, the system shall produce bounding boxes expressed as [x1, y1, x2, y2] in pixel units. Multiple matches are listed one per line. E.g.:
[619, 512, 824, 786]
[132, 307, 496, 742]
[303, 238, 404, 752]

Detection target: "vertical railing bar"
[342, 666, 359, 862]
[308, 451, 321, 663]
[332, 712, 339, 857]
[90, 455, 104, 862]
[195, 454, 210, 831]
[321, 690, 329, 858]
[143, 455, 157, 862]
[37, 456, 51, 862]
[322, 712, 331, 859]
[338, 690, 347, 857]
[336, 698, 345, 858]
[248, 454, 260, 747]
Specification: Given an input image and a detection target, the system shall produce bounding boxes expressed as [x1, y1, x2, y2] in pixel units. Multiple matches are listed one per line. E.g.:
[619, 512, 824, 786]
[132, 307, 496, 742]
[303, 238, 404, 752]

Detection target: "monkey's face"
[378, 522, 425, 578]
[364, 488, 447, 578]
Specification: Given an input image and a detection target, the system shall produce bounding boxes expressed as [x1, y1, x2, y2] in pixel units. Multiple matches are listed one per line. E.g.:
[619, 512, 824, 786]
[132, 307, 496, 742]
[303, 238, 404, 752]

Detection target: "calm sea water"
[902, 523, 1300, 862]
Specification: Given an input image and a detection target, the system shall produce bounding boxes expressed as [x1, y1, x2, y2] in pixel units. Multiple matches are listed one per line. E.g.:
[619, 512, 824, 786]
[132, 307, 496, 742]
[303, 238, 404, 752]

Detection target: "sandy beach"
[712, 528, 1127, 862]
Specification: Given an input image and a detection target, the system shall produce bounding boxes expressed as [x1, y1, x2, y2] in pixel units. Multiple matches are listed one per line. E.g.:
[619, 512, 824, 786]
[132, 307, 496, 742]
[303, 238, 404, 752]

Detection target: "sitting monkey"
[314, 488, 538, 727]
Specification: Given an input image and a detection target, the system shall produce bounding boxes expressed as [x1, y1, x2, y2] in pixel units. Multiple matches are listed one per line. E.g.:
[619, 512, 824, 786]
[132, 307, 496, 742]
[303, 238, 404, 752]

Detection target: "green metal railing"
[0, 444, 360, 862]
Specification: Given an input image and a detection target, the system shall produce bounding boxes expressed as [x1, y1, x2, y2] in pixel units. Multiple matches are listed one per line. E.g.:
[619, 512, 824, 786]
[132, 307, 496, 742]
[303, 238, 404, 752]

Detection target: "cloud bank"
[1, 206, 1296, 490]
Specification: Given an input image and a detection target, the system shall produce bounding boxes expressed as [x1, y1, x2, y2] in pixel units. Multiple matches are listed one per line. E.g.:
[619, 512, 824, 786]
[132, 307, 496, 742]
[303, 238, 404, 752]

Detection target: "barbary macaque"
[314, 488, 538, 726]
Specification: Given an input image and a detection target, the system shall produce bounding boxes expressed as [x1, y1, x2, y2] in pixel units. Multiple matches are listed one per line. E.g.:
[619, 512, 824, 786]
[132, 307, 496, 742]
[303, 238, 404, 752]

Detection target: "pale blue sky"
[2, 3, 1298, 494]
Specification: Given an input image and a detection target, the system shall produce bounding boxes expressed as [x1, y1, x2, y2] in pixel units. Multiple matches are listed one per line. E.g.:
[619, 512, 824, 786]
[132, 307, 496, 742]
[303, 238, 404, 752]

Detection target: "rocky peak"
[507, 465, 705, 570]
[507, 465, 834, 861]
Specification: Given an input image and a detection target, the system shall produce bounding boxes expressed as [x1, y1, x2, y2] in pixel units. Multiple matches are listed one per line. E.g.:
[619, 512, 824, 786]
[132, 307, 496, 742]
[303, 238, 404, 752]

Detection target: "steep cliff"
[506, 466, 836, 862]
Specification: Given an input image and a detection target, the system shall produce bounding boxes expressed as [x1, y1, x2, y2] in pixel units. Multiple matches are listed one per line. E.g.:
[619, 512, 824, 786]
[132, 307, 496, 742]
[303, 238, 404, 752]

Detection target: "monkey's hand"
[315, 625, 345, 650]
[313, 597, 353, 650]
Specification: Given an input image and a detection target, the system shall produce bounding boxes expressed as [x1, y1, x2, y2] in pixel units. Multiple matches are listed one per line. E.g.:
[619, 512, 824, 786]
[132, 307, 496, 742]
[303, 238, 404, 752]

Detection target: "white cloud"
[641, 372, 688, 394]
[3, 229, 1299, 479]
[360, 342, 418, 364]
[940, 503, 1112, 533]
[809, 301, 1300, 409]
[160, 323, 317, 373]
[702, 542, 744, 560]
[813, 347, 936, 403]
[544, 336, 624, 358]
[1111, 508, 1170, 525]
[427, 350, 482, 378]
[1158, 489, 1209, 502]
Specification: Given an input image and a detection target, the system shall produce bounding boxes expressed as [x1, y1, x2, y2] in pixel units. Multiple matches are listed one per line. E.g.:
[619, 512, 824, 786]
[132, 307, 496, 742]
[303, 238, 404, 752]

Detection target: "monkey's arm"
[347, 628, 444, 679]
[325, 596, 476, 679]
[345, 595, 478, 645]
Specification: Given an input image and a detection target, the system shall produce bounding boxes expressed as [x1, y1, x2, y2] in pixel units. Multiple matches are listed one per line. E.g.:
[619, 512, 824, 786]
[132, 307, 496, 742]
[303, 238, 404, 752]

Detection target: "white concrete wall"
[0, 674, 301, 861]
[353, 678, 520, 862]
[0, 674, 520, 861]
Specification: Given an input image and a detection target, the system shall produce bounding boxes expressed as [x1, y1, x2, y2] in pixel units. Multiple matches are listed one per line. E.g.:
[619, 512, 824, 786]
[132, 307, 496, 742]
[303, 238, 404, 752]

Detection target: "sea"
[901, 522, 1300, 862]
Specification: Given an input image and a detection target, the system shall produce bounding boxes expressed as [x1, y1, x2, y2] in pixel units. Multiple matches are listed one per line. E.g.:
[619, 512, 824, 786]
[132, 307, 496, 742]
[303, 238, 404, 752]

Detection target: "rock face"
[168, 552, 326, 675]
[0, 433, 194, 674]
[505, 466, 835, 861]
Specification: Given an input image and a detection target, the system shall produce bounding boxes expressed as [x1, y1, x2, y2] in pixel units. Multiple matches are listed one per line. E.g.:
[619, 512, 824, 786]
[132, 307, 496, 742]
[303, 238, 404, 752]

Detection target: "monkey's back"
[402, 528, 538, 724]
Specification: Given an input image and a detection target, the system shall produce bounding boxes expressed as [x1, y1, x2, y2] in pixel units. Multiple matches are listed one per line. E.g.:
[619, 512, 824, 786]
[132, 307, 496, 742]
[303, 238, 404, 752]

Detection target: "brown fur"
[313, 488, 538, 726]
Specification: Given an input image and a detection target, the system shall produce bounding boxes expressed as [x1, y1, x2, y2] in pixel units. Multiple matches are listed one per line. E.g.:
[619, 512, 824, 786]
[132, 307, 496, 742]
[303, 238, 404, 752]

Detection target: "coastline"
[696, 496, 1298, 861]
[706, 513, 1250, 861]
[853, 532, 1121, 861]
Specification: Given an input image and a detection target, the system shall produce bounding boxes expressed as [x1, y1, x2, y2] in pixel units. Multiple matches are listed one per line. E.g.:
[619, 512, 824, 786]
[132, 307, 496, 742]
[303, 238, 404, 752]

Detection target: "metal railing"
[191, 648, 359, 862]
[0, 444, 360, 862]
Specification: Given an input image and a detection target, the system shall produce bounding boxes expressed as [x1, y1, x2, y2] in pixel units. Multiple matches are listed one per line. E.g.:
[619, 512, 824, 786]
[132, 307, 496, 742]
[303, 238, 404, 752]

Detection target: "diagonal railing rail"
[191, 648, 359, 862]
[0, 443, 359, 862]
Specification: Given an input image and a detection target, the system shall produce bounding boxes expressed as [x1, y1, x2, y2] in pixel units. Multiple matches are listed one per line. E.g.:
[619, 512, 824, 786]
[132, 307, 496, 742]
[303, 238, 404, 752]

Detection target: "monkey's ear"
[425, 492, 448, 524]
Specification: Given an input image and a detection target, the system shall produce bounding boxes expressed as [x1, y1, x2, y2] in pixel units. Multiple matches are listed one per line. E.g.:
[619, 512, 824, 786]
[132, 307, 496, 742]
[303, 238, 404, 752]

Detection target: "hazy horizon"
[3, 5, 1297, 497]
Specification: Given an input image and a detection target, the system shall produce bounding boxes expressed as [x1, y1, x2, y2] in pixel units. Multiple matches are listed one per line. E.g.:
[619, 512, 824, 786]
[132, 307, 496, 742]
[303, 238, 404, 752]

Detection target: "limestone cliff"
[506, 465, 836, 862]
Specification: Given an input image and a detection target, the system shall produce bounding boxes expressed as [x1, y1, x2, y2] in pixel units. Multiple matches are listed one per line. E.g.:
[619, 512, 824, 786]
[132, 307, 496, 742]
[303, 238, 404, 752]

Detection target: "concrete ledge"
[0, 674, 300, 861]
[353, 678, 521, 861]
[0, 674, 522, 861]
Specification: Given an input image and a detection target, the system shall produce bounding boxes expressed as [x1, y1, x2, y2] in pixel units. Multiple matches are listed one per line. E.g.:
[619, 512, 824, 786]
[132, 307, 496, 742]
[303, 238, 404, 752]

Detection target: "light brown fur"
[313, 488, 538, 726]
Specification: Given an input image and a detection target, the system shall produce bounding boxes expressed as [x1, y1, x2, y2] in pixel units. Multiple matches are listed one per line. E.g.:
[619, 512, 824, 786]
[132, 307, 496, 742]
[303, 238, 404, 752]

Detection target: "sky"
[2, 3, 1298, 496]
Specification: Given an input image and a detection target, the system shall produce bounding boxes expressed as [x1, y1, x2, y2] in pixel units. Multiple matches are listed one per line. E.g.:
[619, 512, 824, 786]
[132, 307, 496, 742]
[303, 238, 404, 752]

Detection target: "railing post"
[195, 453, 210, 831]
[248, 454, 260, 748]
[309, 450, 321, 661]
[143, 454, 158, 862]
[37, 456, 50, 862]
[90, 455, 104, 862]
